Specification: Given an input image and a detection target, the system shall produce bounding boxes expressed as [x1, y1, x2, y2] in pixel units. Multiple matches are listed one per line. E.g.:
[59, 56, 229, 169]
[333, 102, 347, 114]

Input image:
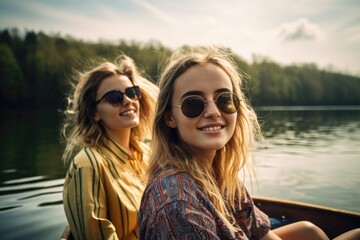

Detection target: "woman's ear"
[93, 112, 101, 122]
[164, 111, 177, 128]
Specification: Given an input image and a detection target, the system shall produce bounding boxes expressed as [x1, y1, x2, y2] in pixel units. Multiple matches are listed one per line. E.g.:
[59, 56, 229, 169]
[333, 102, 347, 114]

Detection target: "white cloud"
[278, 18, 324, 41]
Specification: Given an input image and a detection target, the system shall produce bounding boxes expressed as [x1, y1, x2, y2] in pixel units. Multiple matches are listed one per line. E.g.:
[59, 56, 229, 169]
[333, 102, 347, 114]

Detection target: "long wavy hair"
[147, 46, 262, 232]
[62, 55, 158, 163]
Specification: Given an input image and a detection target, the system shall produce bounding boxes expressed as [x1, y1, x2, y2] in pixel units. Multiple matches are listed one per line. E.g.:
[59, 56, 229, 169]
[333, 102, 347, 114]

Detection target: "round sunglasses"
[95, 86, 141, 106]
[173, 92, 240, 118]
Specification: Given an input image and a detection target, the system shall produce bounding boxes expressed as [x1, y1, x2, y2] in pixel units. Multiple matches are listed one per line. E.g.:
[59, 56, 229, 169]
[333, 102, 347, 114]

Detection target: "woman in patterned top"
[138, 46, 355, 240]
[62, 54, 158, 240]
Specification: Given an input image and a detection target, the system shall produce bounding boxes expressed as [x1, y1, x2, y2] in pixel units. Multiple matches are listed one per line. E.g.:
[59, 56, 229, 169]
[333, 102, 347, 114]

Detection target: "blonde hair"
[147, 46, 261, 232]
[62, 55, 158, 163]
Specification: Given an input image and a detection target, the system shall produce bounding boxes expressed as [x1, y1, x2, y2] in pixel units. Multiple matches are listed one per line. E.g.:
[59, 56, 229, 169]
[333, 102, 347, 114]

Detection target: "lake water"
[0, 107, 359, 239]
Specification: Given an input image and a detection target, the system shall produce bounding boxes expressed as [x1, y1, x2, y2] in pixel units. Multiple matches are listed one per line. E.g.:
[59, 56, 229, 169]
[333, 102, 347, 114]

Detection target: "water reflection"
[0, 109, 66, 184]
[250, 107, 360, 212]
[0, 109, 67, 240]
[256, 108, 360, 151]
[0, 177, 66, 239]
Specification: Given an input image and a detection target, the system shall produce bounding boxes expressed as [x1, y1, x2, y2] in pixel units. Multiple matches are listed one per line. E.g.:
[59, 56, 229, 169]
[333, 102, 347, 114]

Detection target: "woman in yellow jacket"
[61, 55, 158, 240]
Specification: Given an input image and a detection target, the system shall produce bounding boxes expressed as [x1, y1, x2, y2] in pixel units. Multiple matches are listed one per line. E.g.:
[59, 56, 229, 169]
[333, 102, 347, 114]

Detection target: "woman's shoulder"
[71, 146, 104, 169]
[143, 168, 198, 204]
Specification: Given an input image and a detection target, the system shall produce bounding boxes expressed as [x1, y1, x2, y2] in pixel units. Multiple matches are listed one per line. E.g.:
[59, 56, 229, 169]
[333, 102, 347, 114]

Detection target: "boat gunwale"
[253, 195, 360, 239]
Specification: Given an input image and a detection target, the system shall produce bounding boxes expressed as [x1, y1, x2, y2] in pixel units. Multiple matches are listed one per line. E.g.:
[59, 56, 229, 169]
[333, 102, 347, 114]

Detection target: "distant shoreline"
[255, 105, 360, 111]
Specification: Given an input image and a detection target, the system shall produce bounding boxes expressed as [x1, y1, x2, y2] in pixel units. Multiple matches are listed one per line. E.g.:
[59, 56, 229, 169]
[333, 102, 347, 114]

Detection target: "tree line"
[1, 28, 359, 109]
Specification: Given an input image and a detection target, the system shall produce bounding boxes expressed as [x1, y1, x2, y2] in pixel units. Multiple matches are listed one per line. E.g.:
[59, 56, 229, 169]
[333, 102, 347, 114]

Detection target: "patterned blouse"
[63, 136, 149, 240]
[138, 169, 270, 240]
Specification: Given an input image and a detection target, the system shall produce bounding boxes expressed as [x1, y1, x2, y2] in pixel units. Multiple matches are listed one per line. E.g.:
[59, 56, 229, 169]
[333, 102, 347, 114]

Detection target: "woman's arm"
[63, 165, 119, 240]
[259, 230, 282, 240]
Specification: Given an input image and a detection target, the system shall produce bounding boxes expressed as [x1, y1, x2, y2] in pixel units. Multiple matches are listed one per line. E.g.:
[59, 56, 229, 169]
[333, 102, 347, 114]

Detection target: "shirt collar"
[100, 135, 144, 162]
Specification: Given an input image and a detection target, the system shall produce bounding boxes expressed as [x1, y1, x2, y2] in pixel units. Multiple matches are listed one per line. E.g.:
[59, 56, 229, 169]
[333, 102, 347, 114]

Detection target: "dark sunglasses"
[173, 92, 240, 118]
[95, 86, 141, 106]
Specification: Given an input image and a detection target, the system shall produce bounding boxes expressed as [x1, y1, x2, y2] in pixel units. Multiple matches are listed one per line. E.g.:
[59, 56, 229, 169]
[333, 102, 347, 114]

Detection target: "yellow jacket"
[63, 137, 149, 240]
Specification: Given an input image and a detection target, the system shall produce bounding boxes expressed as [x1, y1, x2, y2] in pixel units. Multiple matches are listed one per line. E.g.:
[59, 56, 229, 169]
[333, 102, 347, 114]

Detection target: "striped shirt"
[138, 169, 270, 240]
[63, 137, 149, 240]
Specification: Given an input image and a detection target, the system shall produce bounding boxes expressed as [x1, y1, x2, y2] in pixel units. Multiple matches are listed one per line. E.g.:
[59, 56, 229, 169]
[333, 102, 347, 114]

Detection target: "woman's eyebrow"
[180, 88, 232, 99]
[181, 90, 203, 99]
[215, 88, 232, 93]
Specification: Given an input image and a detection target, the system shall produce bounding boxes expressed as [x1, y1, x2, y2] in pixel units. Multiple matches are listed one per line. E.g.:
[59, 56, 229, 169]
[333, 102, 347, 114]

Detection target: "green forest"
[1, 28, 359, 109]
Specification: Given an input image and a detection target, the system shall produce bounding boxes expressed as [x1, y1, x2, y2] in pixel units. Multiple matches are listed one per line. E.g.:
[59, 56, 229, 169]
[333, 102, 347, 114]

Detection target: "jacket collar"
[99, 135, 144, 163]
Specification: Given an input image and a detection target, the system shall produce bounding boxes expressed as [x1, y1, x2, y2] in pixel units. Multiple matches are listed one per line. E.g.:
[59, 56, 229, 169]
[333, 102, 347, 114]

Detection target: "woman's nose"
[203, 100, 221, 118]
[121, 94, 132, 105]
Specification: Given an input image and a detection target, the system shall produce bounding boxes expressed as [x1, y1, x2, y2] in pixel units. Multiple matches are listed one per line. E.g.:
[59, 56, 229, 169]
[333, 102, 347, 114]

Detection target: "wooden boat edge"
[253, 195, 360, 239]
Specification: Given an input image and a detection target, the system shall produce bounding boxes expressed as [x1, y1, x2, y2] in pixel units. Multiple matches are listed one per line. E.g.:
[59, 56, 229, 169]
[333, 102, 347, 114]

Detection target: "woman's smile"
[199, 123, 225, 132]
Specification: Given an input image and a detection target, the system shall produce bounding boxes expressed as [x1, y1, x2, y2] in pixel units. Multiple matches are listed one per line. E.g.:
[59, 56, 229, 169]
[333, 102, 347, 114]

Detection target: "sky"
[1, 0, 359, 76]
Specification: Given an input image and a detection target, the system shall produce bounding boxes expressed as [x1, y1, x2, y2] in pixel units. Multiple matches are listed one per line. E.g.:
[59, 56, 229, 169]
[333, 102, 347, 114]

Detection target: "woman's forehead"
[172, 63, 233, 94]
[97, 74, 132, 96]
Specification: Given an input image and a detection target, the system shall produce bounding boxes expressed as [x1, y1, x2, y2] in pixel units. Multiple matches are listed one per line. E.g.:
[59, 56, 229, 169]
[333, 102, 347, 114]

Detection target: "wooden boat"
[61, 196, 360, 239]
[253, 196, 360, 239]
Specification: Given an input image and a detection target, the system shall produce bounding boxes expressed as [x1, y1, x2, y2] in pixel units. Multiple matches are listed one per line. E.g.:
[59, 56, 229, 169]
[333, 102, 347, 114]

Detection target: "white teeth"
[202, 126, 222, 131]
[121, 110, 135, 116]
